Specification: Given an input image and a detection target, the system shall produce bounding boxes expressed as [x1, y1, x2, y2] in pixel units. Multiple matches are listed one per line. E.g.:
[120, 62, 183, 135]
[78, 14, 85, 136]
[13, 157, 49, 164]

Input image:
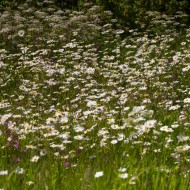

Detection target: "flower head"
[18, 30, 25, 37]
[30, 155, 40, 162]
[94, 171, 104, 178]
[0, 170, 8, 175]
[118, 173, 128, 179]
[184, 98, 190, 103]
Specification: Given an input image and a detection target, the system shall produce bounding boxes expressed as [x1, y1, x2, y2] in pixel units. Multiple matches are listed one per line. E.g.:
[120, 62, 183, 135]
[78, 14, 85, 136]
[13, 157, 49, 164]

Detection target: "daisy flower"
[144, 120, 157, 128]
[184, 98, 190, 103]
[30, 155, 40, 162]
[118, 173, 128, 179]
[94, 171, 104, 178]
[0, 170, 8, 175]
[160, 126, 173, 132]
[18, 30, 25, 37]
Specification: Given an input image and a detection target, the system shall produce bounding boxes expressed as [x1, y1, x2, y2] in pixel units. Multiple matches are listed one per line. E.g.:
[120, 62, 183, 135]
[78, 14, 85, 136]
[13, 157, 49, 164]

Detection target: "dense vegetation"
[1, 0, 189, 28]
[0, 0, 190, 189]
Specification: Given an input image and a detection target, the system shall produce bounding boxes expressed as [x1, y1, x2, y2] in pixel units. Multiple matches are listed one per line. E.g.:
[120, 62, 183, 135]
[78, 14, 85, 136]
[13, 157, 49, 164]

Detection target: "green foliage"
[87, 0, 189, 27]
[94, 0, 189, 13]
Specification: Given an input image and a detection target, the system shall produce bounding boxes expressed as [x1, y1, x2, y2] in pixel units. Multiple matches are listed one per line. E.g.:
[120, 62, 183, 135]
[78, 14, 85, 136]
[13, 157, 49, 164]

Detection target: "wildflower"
[18, 30, 25, 37]
[86, 67, 95, 74]
[54, 152, 60, 156]
[46, 117, 56, 125]
[54, 111, 62, 118]
[40, 149, 47, 156]
[13, 140, 20, 149]
[26, 181, 34, 185]
[98, 128, 109, 136]
[177, 135, 189, 142]
[184, 98, 190, 103]
[13, 157, 21, 163]
[64, 162, 71, 167]
[144, 120, 157, 128]
[111, 124, 120, 130]
[129, 176, 137, 184]
[160, 126, 173, 132]
[107, 118, 115, 124]
[119, 93, 128, 104]
[182, 66, 190, 72]
[87, 100, 97, 108]
[171, 124, 179, 128]
[137, 125, 150, 134]
[74, 135, 83, 140]
[100, 139, 107, 147]
[118, 173, 128, 179]
[114, 29, 124, 35]
[58, 132, 70, 139]
[0, 113, 12, 124]
[118, 167, 127, 172]
[175, 145, 190, 152]
[128, 106, 145, 116]
[15, 167, 25, 174]
[181, 42, 186, 46]
[60, 116, 68, 123]
[117, 133, 125, 141]
[26, 144, 37, 149]
[94, 171, 104, 178]
[154, 149, 161, 153]
[168, 105, 180, 110]
[30, 155, 40, 162]
[74, 125, 84, 132]
[0, 170, 8, 175]
[111, 139, 118, 144]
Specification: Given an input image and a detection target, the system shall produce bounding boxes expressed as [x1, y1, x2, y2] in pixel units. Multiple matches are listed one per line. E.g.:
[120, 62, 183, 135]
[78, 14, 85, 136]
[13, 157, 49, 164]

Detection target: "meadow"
[0, 1, 190, 189]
